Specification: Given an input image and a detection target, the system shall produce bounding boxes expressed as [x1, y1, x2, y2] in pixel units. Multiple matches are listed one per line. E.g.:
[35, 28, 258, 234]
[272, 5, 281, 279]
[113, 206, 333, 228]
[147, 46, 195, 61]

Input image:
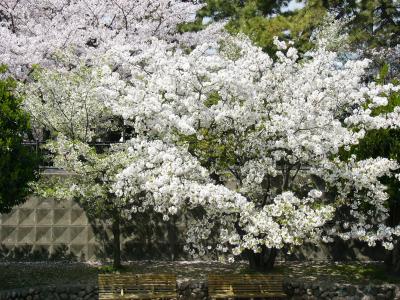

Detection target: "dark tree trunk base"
[386, 239, 400, 275]
[112, 215, 121, 269]
[247, 247, 278, 271]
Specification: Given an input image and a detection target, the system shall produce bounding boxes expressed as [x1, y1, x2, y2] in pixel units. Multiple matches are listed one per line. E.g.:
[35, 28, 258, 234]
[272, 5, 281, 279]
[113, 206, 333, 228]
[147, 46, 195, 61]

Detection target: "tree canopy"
[0, 65, 37, 214]
[192, 0, 400, 54]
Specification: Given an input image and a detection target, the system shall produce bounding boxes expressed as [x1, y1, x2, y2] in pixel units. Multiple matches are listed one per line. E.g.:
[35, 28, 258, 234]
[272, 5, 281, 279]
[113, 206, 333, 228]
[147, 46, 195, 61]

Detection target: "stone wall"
[0, 285, 98, 300]
[2, 280, 400, 300]
[177, 279, 208, 300]
[0, 280, 208, 300]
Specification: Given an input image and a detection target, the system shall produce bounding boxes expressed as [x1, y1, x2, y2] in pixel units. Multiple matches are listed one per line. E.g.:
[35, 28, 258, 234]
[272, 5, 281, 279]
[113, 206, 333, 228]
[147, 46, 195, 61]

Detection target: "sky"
[282, 0, 306, 13]
[202, 0, 306, 25]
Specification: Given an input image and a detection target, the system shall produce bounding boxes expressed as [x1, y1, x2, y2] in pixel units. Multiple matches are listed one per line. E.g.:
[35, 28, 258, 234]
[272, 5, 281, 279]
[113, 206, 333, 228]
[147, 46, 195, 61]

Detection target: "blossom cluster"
[0, 0, 203, 77]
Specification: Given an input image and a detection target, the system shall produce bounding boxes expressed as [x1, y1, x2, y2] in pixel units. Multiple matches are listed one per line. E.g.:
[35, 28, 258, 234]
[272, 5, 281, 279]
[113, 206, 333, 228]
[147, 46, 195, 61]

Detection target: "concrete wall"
[0, 196, 386, 262]
[0, 196, 190, 261]
[0, 196, 98, 261]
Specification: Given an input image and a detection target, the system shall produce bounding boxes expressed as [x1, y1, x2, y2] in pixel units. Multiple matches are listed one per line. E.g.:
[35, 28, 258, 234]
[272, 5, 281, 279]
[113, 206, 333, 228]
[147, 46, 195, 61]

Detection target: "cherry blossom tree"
[105, 22, 400, 269]
[3, 0, 210, 267]
[9, 0, 400, 270]
[0, 0, 204, 77]
[21, 65, 134, 267]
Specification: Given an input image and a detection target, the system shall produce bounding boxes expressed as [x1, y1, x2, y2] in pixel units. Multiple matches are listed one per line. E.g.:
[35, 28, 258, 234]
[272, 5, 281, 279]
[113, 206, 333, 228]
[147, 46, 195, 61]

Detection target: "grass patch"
[284, 261, 400, 284]
[328, 263, 400, 284]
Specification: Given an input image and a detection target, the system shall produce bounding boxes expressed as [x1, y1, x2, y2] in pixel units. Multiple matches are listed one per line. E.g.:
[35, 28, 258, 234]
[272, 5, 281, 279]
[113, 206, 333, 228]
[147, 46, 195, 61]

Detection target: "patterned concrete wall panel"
[55, 198, 72, 209]
[87, 244, 99, 260]
[1, 226, 17, 244]
[70, 227, 88, 244]
[20, 196, 37, 208]
[0, 194, 388, 262]
[70, 244, 87, 260]
[71, 209, 88, 225]
[18, 208, 35, 225]
[37, 197, 55, 209]
[0, 196, 108, 261]
[1, 209, 18, 226]
[53, 209, 70, 225]
[52, 227, 70, 244]
[35, 226, 52, 243]
[71, 200, 81, 209]
[17, 227, 35, 244]
[36, 209, 53, 225]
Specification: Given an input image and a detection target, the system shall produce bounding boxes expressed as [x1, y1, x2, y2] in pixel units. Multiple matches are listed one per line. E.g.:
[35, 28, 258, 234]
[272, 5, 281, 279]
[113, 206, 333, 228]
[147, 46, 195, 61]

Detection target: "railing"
[23, 140, 311, 173]
[22, 141, 123, 172]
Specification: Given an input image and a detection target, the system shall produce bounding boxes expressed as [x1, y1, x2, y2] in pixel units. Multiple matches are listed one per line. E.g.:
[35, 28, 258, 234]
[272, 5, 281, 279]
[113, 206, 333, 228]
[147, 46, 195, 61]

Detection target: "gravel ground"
[0, 260, 398, 290]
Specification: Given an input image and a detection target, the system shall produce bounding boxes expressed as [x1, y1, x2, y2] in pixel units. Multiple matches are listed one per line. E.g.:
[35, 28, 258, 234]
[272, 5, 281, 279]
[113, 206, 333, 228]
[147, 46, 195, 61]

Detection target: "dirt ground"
[0, 260, 398, 290]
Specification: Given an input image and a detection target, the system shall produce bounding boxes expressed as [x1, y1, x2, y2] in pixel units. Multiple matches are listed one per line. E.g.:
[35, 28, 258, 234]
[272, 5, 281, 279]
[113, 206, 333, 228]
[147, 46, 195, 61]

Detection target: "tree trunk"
[385, 203, 400, 274]
[386, 238, 400, 275]
[247, 247, 278, 271]
[112, 214, 121, 269]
